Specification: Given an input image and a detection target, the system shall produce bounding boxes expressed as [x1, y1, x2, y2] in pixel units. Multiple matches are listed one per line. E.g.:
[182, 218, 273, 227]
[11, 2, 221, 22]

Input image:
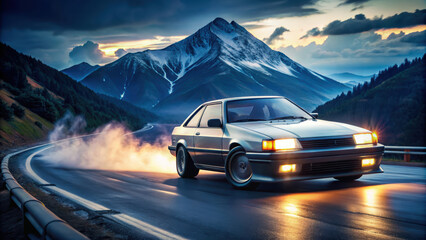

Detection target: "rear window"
[199, 104, 222, 127]
[185, 106, 205, 127]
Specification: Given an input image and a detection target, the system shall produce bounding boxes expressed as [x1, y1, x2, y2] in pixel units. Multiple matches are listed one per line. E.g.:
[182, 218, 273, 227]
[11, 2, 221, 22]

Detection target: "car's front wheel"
[334, 174, 362, 182]
[176, 146, 199, 178]
[225, 146, 258, 190]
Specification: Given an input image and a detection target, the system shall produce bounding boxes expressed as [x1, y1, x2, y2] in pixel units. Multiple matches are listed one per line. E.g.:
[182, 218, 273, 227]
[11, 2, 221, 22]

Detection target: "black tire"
[225, 146, 258, 190]
[334, 174, 362, 182]
[176, 146, 199, 178]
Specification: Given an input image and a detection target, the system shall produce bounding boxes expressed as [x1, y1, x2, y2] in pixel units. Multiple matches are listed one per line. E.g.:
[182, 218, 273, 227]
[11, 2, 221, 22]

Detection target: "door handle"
[195, 132, 200, 135]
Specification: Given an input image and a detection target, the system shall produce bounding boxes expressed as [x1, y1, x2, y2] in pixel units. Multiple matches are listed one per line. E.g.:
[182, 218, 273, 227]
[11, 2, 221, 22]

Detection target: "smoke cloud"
[48, 112, 87, 141]
[40, 114, 176, 173]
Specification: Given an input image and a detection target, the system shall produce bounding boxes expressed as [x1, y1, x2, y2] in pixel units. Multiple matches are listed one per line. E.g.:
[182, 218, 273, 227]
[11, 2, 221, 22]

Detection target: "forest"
[315, 55, 426, 146]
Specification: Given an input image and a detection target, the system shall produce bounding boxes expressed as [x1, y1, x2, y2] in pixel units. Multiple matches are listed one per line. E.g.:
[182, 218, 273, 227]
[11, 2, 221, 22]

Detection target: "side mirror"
[207, 119, 222, 128]
[311, 113, 319, 118]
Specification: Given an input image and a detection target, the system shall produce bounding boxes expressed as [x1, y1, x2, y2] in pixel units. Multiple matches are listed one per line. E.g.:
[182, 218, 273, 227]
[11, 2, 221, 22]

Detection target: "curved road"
[10, 125, 426, 239]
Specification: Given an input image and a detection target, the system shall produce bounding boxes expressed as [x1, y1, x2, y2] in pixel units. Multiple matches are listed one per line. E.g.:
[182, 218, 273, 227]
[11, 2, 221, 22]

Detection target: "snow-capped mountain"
[61, 62, 100, 81]
[81, 18, 349, 117]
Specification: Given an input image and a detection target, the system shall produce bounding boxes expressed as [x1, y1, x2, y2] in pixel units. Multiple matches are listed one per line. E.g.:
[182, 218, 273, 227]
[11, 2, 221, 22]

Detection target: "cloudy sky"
[0, 0, 425, 75]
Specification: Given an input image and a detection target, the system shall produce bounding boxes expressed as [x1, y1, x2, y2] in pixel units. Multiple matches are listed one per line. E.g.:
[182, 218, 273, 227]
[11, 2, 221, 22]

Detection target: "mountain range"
[329, 72, 374, 87]
[80, 18, 349, 118]
[61, 62, 100, 81]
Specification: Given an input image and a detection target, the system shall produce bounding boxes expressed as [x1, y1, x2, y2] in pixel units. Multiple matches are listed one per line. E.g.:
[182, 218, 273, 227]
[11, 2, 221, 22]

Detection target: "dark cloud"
[322, 14, 373, 35]
[300, 27, 321, 39]
[301, 9, 426, 37]
[280, 30, 426, 75]
[1, 0, 320, 32]
[114, 48, 127, 57]
[350, 5, 364, 12]
[338, 0, 370, 6]
[0, 0, 321, 69]
[323, 10, 426, 35]
[0, 0, 181, 31]
[400, 30, 426, 46]
[69, 41, 112, 65]
[264, 27, 289, 44]
[337, 0, 370, 11]
[387, 32, 405, 40]
[337, 0, 370, 10]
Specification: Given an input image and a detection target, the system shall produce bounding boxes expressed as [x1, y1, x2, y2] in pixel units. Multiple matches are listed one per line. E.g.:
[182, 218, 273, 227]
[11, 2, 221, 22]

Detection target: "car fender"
[176, 138, 188, 149]
[228, 139, 251, 152]
[225, 124, 271, 152]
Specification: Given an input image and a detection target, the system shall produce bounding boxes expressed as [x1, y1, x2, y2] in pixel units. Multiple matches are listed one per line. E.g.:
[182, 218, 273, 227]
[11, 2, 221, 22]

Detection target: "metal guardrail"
[384, 146, 426, 162]
[1, 149, 89, 240]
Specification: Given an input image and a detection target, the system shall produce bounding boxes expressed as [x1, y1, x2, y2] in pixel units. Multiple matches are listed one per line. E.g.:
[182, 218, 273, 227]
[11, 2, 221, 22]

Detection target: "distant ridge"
[62, 62, 100, 81]
[329, 72, 374, 87]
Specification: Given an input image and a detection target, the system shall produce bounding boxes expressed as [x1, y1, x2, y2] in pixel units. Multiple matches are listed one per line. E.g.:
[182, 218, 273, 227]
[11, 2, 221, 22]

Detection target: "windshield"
[226, 98, 312, 123]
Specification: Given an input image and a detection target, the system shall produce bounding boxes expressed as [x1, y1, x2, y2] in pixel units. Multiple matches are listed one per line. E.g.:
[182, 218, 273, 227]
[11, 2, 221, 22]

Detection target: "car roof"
[202, 96, 284, 105]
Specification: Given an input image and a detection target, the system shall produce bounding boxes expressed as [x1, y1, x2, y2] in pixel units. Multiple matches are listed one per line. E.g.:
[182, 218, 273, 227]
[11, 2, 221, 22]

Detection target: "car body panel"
[168, 96, 384, 182]
[230, 119, 369, 139]
[193, 127, 224, 166]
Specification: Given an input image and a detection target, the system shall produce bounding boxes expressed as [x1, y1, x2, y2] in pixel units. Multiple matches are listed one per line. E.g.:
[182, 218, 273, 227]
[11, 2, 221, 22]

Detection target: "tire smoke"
[40, 114, 176, 173]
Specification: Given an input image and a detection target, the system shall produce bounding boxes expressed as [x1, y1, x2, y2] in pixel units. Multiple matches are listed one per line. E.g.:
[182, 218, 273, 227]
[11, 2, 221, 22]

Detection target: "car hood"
[234, 119, 369, 139]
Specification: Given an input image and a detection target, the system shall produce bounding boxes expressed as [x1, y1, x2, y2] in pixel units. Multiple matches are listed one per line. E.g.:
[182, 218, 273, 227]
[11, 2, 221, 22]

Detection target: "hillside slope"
[0, 43, 155, 148]
[0, 86, 54, 149]
[314, 56, 425, 146]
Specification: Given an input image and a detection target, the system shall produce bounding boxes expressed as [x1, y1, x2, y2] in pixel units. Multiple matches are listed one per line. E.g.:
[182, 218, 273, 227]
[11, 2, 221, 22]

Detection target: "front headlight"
[262, 138, 302, 151]
[353, 133, 378, 145]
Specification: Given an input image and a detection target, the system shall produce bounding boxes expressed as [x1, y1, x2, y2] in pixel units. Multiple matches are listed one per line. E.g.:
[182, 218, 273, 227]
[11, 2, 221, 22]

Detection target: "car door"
[182, 106, 206, 157]
[193, 103, 224, 167]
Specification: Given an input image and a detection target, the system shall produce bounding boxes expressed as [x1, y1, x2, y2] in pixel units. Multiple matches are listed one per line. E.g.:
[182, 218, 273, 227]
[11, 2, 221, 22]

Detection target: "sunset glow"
[99, 35, 187, 57]
[374, 25, 426, 39]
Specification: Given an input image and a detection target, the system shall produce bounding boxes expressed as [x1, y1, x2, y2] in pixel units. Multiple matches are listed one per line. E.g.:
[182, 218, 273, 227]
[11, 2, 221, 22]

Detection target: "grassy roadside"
[0, 88, 54, 151]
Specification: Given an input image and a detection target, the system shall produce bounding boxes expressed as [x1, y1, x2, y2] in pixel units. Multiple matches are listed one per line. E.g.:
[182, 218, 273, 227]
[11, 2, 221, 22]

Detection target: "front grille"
[299, 137, 355, 149]
[300, 159, 361, 175]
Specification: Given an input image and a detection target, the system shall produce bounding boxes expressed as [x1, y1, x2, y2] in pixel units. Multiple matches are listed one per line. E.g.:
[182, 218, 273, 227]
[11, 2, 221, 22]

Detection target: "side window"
[185, 106, 205, 127]
[199, 104, 222, 127]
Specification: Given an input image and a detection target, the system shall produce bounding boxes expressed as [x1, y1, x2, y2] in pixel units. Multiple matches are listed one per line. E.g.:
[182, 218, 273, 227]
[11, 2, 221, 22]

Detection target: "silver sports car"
[168, 96, 384, 189]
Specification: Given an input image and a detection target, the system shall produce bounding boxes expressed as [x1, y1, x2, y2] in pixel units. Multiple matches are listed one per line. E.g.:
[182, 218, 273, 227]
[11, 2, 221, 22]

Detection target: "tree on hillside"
[0, 99, 13, 120]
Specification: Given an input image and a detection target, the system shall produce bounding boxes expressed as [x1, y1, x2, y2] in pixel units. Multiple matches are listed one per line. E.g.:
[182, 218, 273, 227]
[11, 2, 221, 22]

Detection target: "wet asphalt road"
[14, 125, 426, 239]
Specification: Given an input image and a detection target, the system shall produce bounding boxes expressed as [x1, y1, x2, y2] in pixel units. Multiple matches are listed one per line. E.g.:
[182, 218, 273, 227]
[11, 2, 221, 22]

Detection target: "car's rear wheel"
[225, 146, 258, 190]
[334, 174, 362, 182]
[176, 146, 199, 178]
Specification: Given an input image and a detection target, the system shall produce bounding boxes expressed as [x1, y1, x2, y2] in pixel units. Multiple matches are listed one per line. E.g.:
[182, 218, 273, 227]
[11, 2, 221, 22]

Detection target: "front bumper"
[246, 144, 384, 182]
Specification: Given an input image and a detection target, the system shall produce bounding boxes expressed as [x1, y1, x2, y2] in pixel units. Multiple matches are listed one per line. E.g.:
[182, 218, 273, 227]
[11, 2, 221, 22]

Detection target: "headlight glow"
[354, 133, 375, 145]
[362, 158, 375, 167]
[262, 138, 301, 151]
[279, 164, 296, 173]
[372, 132, 378, 144]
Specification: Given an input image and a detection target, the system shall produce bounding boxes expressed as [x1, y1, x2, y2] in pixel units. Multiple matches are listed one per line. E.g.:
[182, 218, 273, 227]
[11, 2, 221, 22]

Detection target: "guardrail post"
[404, 149, 410, 162]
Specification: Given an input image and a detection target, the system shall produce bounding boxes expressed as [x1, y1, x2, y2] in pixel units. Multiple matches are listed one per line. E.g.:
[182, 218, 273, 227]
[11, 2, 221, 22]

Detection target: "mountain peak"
[61, 62, 100, 81]
[210, 17, 234, 33]
[212, 17, 228, 25]
[77, 62, 91, 66]
[81, 17, 349, 114]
